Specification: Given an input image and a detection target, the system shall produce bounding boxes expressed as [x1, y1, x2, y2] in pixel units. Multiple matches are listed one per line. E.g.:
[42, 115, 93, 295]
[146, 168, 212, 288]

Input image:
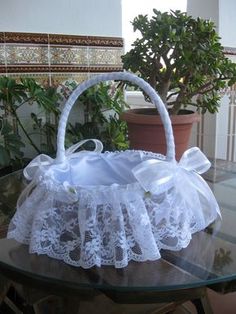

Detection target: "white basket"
[8, 72, 221, 268]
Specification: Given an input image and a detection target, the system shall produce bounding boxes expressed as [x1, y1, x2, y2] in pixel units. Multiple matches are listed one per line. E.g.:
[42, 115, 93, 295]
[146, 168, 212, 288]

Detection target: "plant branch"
[185, 80, 218, 100]
[16, 96, 35, 109]
[11, 108, 41, 154]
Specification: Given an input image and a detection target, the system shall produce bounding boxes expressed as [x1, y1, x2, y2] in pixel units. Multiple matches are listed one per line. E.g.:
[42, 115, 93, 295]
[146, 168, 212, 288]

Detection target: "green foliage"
[0, 76, 128, 170]
[66, 82, 129, 151]
[0, 77, 59, 113]
[0, 76, 59, 168]
[0, 119, 25, 167]
[122, 10, 236, 114]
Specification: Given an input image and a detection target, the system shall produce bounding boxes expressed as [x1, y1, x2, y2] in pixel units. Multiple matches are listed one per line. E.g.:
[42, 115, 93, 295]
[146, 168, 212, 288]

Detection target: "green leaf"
[0, 145, 10, 167]
[122, 9, 236, 114]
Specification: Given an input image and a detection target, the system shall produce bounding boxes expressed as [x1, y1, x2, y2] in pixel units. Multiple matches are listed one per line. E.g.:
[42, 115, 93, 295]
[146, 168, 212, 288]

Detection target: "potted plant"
[121, 10, 236, 159]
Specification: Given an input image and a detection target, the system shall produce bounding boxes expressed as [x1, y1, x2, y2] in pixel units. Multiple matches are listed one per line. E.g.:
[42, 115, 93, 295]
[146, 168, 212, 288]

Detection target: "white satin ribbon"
[23, 139, 103, 181]
[18, 139, 103, 208]
[132, 147, 210, 195]
[132, 147, 221, 218]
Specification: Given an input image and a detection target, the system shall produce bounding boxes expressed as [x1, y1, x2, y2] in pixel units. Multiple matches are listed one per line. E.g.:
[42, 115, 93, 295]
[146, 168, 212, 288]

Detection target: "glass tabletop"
[0, 163, 236, 293]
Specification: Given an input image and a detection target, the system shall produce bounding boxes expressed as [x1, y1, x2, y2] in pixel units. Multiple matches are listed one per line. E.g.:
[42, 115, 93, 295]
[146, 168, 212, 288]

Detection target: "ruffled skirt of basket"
[7, 150, 220, 268]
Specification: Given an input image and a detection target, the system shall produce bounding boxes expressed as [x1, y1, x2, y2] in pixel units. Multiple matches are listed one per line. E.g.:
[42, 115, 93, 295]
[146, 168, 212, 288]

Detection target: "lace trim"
[8, 184, 219, 268]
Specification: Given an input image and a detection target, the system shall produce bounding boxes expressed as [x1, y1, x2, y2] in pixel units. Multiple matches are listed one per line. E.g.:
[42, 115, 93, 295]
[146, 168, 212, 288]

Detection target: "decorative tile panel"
[0, 32, 124, 80]
[50, 66, 88, 73]
[0, 33, 4, 43]
[224, 47, 236, 64]
[88, 66, 123, 72]
[0, 44, 5, 65]
[88, 47, 123, 66]
[224, 46, 236, 55]
[6, 65, 50, 73]
[87, 36, 123, 47]
[50, 46, 88, 65]
[49, 65, 123, 73]
[4, 32, 49, 44]
[7, 73, 50, 87]
[6, 44, 49, 65]
[49, 34, 89, 46]
[51, 73, 89, 86]
[49, 34, 123, 47]
[0, 66, 6, 74]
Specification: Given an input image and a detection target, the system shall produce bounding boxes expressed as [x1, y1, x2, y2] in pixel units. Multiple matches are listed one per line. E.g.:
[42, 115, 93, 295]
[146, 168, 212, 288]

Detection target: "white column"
[187, 0, 236, 162]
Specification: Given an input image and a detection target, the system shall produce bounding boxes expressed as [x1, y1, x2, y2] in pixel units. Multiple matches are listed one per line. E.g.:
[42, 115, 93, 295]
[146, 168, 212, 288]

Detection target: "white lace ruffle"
[7, 149, 220, 268]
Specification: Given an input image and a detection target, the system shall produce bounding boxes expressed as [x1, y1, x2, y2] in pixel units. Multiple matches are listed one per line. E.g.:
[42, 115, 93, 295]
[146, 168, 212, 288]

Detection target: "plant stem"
[170, 102, 182, 115]
[11, 108, 41, 154]
[16, 97, 34, 109]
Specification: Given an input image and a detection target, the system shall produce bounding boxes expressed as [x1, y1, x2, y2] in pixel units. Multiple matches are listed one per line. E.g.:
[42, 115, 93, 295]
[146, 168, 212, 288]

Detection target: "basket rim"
[38, 149, 166, 191]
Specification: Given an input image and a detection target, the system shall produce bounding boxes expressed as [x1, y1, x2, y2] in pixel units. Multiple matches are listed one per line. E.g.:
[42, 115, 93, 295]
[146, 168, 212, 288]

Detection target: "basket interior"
[51, 151, 161, 187]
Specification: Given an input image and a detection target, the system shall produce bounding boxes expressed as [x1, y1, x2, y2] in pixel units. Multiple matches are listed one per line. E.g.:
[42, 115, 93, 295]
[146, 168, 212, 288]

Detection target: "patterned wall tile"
[0, 66, 6, 74]
[87, 36, 123, 47]
[0, 33, 4, 43]
[88, 66, 123, 73]
[0, 44, 5, 65]
[224, 46, 236, 54]
[49, 34, 89, 46]
[5, 32, 48, 44]
[50, 66, 89, 73]
[50, 46, 88, 65]
[51, 72, 88, 86]
[88, 47, 123, 66]
[0, 32, 124, 77]
[49, 66, 123, 73]
[7, 73, 50, 86]
[5, 44, 49, 65]
[6, 65, 50, 73]
[49, 34, 123, 47]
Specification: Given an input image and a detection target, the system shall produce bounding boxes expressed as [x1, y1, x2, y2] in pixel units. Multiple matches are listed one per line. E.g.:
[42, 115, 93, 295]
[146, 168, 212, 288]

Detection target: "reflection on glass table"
[0, 164, 236, 313]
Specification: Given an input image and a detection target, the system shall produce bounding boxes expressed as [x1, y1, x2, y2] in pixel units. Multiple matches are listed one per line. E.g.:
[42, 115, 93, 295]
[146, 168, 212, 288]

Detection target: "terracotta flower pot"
[121, 108, 200, 160]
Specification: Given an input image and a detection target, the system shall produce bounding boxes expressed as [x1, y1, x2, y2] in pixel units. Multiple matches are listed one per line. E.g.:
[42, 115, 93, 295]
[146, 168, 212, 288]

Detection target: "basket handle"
[56, 72, 175, 162]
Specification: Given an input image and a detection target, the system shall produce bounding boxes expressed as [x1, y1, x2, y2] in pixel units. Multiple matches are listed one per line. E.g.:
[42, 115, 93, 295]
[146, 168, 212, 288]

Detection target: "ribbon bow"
[18, 139, 103, 208]
[132, 147, 210, 195]
[132, 147, 221, 219]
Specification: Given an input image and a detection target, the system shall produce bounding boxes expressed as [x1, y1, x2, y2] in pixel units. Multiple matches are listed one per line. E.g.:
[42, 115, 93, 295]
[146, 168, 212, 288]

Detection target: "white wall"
[187, 0, 236, 161]
[187, 0, 219, 32]
[122, 0, 187, 52]
[0, 0, 122, 37]
[219, 0, 236, 47]
[188, 0, 236, 47]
